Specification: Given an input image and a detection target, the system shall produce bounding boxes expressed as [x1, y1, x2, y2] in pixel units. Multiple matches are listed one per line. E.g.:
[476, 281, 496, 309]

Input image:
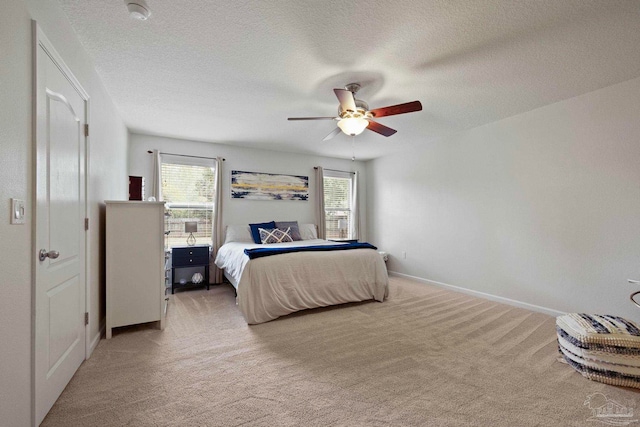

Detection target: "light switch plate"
[11, 198, 25, 225]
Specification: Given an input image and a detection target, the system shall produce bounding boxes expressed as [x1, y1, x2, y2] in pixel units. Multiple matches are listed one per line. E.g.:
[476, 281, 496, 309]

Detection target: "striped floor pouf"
[556, 313, 640, 389]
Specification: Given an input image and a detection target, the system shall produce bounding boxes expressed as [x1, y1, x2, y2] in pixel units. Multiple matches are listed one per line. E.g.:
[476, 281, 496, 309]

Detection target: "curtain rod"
[314, 167, 355, 175]
[147, 150, 225, 161]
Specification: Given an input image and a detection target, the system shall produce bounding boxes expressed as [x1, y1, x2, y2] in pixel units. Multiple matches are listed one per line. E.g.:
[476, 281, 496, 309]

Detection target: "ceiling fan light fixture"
[337, 117, 368, 136]
[287, 83, 421, 140]
[126, 1, 151, 20]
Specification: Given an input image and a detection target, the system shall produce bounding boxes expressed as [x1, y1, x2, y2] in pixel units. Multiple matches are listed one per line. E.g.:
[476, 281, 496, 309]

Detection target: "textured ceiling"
[57, 0, 640, 160]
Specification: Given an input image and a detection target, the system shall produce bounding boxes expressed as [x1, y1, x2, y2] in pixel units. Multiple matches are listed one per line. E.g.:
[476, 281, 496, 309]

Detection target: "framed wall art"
[231, 170, 309, 201]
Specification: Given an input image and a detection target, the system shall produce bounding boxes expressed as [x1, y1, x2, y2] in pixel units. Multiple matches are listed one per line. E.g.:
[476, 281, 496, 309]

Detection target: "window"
[323, 171, 355, 240]
[161, 156, 215, 248]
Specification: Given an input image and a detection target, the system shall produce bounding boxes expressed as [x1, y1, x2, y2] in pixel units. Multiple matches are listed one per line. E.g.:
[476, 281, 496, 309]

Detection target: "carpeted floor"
[42, 276, 639, 426]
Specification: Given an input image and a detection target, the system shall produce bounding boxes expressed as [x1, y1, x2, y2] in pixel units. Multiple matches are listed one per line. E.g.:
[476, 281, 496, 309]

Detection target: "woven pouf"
[556, 313, 640, 388]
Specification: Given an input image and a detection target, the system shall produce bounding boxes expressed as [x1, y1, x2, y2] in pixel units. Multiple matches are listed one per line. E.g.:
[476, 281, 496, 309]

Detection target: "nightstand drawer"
[174, 255, 209, 266]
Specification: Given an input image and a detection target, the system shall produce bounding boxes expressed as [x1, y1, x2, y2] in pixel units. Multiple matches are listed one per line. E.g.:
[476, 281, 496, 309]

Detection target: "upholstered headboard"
[224, 223, 317, 244]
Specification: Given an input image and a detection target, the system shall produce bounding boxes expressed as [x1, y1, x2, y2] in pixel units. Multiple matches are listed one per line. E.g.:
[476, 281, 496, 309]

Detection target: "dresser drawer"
[172, 246, 209, 267]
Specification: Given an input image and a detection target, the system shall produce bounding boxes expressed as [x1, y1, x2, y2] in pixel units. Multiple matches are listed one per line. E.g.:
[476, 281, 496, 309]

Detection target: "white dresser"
[105, 201, 166, 338]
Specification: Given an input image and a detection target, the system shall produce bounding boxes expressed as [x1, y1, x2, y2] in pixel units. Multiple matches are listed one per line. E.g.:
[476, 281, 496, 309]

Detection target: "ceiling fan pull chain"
[351, 135, 356, 161]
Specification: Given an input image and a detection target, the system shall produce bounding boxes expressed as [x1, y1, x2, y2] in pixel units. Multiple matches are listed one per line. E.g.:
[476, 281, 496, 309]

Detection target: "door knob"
[39, 249, 60, 261]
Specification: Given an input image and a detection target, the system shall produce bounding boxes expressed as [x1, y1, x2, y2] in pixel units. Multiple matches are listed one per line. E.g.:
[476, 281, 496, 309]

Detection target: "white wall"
[128, 133, 366, 238]
[0, 3, 33, 425]
[367, 76, 640, 322]
[0, 1, 127, 425]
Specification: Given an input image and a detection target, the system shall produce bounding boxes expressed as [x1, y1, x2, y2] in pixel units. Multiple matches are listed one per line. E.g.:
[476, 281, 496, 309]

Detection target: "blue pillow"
[249, 221, 276, 244]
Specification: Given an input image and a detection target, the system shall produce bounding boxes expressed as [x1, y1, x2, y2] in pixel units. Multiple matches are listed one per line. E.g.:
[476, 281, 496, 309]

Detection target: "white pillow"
[298, 223, 318, 240]
[224, 225, 254, 244]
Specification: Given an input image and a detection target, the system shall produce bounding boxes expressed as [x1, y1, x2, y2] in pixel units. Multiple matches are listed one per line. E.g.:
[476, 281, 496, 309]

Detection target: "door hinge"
[84, 312, 89, 325]
[85, 218, 89, 230]
[84, 124, 89, 137]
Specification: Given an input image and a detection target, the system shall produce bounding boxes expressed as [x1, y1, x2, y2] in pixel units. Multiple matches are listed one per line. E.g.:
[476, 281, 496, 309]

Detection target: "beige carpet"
[43, 276, 639, 426]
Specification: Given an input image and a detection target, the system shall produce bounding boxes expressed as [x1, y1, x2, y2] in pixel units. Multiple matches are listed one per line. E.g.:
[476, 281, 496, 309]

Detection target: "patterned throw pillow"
[258, 227, 293, 244]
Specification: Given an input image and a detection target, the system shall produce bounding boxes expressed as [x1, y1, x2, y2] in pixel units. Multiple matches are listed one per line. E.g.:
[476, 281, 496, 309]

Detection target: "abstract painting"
[231, 170, 309, 201]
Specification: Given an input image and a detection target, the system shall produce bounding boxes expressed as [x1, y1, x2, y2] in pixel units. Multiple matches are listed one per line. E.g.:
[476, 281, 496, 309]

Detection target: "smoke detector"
[125, 0, 151, 20]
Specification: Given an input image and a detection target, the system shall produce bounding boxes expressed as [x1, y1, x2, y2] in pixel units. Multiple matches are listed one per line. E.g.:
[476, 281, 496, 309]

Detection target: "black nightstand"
[171, 246, 210, 293]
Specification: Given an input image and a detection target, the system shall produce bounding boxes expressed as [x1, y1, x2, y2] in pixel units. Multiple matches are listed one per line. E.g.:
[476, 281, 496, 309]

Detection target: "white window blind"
[161, 156, 215, 247]
[323, 170, 354, 240]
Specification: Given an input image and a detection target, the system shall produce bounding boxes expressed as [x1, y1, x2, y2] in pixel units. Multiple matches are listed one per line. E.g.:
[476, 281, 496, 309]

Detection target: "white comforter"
[214, 239, 389, 324]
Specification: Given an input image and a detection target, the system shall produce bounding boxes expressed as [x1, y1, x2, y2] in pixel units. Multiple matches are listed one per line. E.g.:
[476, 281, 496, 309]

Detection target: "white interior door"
[34, 25, 88, 425]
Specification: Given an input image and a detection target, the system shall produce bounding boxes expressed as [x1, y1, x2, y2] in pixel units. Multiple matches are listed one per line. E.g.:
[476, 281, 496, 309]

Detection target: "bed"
[214, 224, 389, 324]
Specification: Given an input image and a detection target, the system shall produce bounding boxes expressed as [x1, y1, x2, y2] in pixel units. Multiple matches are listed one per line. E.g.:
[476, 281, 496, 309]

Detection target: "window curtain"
[151, 149, 162, 200]
[210, 157, 224, 284]
[314, 166, 326, 239]
[351, 171, 360, 240]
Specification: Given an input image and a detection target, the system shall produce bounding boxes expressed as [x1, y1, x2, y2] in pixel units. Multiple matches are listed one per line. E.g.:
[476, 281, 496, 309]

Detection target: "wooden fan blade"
[370, 100, 422, 118]
[333, 88, 356, 112]
[288, 117, 336, 120]
[322, 127, 342, 141]
[367, 120, 397, 137]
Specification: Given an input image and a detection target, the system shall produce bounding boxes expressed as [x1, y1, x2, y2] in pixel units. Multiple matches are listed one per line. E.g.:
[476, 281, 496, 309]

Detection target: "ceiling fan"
[288, 83, 422, 141]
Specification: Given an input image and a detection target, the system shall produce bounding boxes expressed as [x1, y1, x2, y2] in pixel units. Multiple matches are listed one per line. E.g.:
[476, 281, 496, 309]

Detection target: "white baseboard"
[388, 270, 565, 318]
[87, 322, 105, 359]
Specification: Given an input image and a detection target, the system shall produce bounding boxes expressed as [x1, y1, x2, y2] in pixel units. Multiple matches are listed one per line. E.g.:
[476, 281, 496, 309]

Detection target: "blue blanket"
[244, 242, 378, 259]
